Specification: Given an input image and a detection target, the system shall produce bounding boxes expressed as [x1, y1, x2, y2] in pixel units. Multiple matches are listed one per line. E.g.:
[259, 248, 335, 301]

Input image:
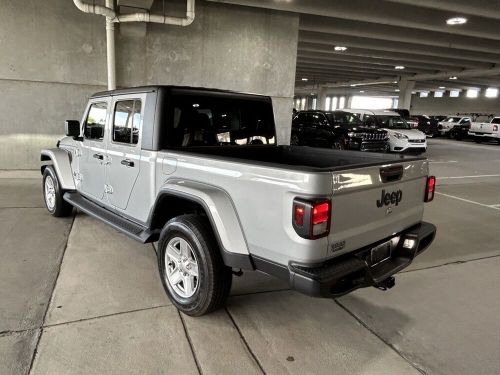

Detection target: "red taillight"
[493, 125, 498, 132]
[425, 176, 436, 202]
[312, 202, 330, 225]
[292, 198, 331, 239]
[294, 204, 305, 226]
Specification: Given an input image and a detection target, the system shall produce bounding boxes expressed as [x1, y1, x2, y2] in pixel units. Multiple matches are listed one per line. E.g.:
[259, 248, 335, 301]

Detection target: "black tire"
[474, 137, 483, 143]
[290, 133, 300, 146]
[157, 214, 232, 316]
[332, 136, 346, 150]
[42, 166, 73, 217]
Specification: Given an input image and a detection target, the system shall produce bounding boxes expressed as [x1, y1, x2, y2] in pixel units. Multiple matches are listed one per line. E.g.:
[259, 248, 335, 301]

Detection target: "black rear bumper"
[254, 222, 436, 298]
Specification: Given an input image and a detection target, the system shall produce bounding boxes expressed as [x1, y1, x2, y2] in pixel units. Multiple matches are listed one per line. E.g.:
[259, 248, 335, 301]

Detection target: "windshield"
[326, 112, 362, 127]
[374, 115, 410, 129]
[164, 93, 276, 148]
[445, 117, 461, 122]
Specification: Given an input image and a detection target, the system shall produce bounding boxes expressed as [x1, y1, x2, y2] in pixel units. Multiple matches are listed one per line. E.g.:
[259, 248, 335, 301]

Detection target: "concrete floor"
[1, 139, 499, 375]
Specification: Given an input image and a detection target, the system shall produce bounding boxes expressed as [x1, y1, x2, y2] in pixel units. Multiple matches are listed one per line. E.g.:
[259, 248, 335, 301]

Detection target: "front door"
[79, 100, 109, 201]
[105, 95, 144, 210]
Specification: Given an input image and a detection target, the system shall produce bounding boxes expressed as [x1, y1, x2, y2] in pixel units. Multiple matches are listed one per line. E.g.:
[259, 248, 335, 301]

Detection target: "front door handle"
[93, 153, 104, 160]
[121, 159, 134, 167]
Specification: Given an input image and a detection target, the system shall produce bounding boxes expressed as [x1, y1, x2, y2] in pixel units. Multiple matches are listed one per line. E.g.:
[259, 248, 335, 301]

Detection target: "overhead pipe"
[105, 0, 116, 90]
[72, 0, 196, 90]
[73, 0, 116, 19]
[117, 0, 195, 26]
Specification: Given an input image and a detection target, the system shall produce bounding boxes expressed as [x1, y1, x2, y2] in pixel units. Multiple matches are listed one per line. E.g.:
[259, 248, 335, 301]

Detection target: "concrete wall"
[0, 0, 299, 169]
[411, 92, 500, 115]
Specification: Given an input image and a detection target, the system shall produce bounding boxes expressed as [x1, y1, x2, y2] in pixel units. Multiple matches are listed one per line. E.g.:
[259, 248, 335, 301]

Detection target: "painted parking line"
[438, 174, 500, 180]
[435, 192, 500, 211]
[428, 160, 458, 164]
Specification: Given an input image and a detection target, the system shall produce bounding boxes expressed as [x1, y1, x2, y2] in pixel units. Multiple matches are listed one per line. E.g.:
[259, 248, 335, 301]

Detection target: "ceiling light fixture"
[359, 90, 365, 93]
[439, 86, 446, 89]
[301, 78, 308, 81]
[395, 89, 400, 92]
[446, 17, 467, 25]
[449, 76, 458, 80]
[334, 46, 347, 52]
[395, 66, 405, 70]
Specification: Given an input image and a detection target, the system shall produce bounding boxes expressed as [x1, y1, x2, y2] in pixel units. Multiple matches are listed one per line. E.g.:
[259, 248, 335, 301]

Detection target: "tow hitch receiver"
[374, 276, 396, 291]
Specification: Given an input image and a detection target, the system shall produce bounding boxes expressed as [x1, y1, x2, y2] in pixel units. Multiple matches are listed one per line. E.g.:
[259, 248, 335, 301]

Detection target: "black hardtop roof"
[90, 85, 270, 99]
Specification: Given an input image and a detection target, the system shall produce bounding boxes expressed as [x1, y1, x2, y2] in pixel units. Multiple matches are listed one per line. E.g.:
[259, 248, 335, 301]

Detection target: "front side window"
[311, 113, 328, 126]
[326, 112, 361, 127]
[166, 94, 276, 147]
[113, 100, 142, 144]
[84, 102, 108, 140]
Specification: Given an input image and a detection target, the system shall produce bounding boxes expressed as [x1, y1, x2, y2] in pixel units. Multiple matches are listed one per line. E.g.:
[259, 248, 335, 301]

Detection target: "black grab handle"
[380, 165, 403, 183]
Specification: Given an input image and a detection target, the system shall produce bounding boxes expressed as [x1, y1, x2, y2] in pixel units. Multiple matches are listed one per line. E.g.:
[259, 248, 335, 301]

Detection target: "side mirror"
[65, 120, 81, 139]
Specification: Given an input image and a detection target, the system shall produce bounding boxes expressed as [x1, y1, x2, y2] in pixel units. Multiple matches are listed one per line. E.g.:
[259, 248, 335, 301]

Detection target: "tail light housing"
[493, 125, 498, 132]
[424, 176, 436, 202]
[293, 198, 331, 239]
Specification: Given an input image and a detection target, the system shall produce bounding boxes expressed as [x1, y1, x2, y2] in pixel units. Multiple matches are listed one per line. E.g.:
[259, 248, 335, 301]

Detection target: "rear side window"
[166, 94, 276, 147]
[113, 100, 142, 144]
[84, 102, 108, 140]
[492, 118, 500, 124]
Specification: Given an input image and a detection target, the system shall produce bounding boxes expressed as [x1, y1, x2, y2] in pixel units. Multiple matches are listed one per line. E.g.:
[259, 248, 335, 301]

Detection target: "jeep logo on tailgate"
[377, 189, 403, 207]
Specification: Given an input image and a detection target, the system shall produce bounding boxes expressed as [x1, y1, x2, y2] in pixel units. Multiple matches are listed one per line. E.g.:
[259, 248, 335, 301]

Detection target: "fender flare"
[152, 180, 254, 270]
[40, 148, 76, 191]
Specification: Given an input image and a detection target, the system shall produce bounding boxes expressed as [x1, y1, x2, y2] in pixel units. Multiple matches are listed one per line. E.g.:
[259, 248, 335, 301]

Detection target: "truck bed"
[173, 145, 425, 172]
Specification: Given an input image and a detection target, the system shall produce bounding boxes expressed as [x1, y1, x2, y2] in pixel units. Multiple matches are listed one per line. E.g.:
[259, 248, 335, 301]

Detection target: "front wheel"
[157, 214, 232, 316]
[332, 137, 346, 150]
[42, 166, 73, 217]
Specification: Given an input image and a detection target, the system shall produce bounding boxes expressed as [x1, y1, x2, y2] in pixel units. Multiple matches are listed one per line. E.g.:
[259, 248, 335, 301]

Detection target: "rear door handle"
[121, 159, 134, 167]
[93, 153, 104, 160]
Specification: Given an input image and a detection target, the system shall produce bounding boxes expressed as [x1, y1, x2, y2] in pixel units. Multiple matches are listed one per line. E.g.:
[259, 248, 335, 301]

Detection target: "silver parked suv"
[41, 86, 436, 316]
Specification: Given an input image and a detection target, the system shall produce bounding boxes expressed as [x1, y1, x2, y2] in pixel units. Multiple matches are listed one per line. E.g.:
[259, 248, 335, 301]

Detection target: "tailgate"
[328, 160, 428, 257]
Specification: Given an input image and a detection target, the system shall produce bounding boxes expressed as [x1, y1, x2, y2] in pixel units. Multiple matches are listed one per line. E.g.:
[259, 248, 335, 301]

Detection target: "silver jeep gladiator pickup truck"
[41, 86, 436, 316]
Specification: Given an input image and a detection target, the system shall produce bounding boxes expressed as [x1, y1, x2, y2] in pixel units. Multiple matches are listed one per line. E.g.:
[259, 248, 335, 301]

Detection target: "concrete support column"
[346, 96, 353, 109]
[398, 78, 415, 110]
[318, 86, 328, 111]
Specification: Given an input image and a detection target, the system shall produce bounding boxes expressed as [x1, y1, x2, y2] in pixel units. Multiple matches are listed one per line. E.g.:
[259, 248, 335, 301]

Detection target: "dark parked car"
[291, 110, 389, 152]
[412, 115, 439, 137]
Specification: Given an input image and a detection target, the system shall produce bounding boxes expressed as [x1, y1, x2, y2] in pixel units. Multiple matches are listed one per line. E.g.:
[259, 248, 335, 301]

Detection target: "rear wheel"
[157, 214, 232, 316]
[42, 166, 73, 217]
[290, 133, 300, 146]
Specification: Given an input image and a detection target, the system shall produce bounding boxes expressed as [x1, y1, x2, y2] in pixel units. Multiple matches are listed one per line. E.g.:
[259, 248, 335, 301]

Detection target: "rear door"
[105, 94, 145, 210]
[79, 100, 110, 201]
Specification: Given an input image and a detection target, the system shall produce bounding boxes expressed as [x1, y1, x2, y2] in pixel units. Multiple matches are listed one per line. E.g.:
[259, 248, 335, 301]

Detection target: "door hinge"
[104, 184, 113, 194]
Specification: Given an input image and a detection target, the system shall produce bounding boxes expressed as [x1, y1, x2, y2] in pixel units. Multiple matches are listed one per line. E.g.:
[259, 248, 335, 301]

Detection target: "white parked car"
[468, 116, 500, 143]
[438, 116, 471, 137]
[347, 110, 427, 153]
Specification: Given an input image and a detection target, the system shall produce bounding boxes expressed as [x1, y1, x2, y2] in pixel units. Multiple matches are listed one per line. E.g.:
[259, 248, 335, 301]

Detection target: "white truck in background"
[468, 116, 500, 143]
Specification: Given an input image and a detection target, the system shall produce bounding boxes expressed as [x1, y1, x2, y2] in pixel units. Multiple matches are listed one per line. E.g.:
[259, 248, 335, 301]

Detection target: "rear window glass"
[113, 100, 142, 144]
[374, 115, 410, 129]
[165, 93, 276, 148]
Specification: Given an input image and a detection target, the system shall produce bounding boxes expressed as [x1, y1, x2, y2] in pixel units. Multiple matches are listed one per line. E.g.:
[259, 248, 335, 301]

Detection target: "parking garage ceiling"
[208, 0, 500, 96]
